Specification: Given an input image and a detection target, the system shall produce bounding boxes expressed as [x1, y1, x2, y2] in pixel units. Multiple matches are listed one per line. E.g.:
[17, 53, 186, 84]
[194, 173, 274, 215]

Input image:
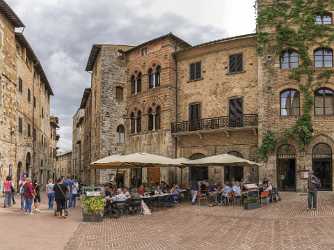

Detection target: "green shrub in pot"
[82, 196, 105, 218]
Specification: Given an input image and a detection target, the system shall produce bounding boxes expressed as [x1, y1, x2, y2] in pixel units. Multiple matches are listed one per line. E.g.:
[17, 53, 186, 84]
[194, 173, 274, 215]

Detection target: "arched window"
[155, 65, 161, 87]
[315, 88, 334, 116]
[131, 75, 136, 95]
[137, 111, 142, 133]
[148, 68, 154, 89]
[155, 106, 161, 130]
[314, 48, 333, 68]
[130, 112, 136, 134]
[148, 107, 154, 131]
[315, 13, 332, 25]
[131, 73, 142, 95]
[116, 125, 125, 144]
[280, 89, 300, 116]
[280, 50, 299, 69]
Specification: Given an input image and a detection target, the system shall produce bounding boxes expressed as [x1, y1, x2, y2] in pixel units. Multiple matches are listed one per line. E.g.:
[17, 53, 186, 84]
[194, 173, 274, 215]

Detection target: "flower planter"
[82, 210, 104, 222]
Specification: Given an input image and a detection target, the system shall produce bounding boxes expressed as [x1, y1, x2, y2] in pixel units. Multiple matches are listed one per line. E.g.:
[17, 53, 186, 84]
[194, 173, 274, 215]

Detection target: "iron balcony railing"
[171, 114, 258, 133]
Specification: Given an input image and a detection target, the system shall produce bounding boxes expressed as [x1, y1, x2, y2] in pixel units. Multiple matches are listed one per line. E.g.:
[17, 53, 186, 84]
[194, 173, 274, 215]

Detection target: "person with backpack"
[3, 176, 13, 208]
[54, 178, 68, 218]
[23, 178, 34, 215]
[308, 170, 321, 210]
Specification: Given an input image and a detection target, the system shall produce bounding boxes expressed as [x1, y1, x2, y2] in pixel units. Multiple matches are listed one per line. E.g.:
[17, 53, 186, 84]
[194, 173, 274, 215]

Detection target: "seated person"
[154, 184, 163, 195]
[137, 184, 145, 196]
[160, 181, 169, 193]
[264, 180, 273, 192]
[208, 182, 218, 204]
[104, 185, 113, 206]
[190, 181, 199, 205]
[200, 181, 209, 194]
[232, 182, 241, 197]
[112, 188, 128, 202]
[123, 187, 131, 198]
[208, 182, 217, 193]
[222, 183, 232, 197]
[170, 184, 179, 203]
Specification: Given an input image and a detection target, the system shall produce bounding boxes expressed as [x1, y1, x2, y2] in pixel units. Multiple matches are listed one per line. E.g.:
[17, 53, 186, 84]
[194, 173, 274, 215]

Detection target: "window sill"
[314, 67, 333, 71]
[314, 115, 334, 118]
[187, 78, 204, 83]
[226, 70, 246, 75]
[279, 115, 299, 119]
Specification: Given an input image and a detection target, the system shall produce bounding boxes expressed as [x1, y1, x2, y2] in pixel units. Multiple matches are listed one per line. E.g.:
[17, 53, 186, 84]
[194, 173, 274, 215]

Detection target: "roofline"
[124, 32, 191, 55]
[175, 33, 257, 56]
[80, 88, 91, 109]
[0, 0, 25, 28]
[15, 33, 54, 95]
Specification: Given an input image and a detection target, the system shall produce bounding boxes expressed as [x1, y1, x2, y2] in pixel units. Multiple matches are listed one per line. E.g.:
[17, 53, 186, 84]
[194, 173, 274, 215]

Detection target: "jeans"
[70, 194, 77, 208]
[20, 194, 25, 210]
[191, 190, 198, 204]
[308, 191, 317, 209]
[24, 198, 33, 213]
[47, 193, 55, 209]
[56, 199, 66, 216]
[4, 191, 12, 207]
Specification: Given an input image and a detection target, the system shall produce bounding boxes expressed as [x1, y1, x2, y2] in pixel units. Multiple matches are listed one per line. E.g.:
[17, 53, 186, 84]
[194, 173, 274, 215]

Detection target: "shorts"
[34, 195, 41, 203]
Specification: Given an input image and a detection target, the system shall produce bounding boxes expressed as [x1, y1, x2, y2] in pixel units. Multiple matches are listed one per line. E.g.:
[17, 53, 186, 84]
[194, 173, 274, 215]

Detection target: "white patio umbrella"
[185, 154, 260, 167]
[91, 152, 185, 169]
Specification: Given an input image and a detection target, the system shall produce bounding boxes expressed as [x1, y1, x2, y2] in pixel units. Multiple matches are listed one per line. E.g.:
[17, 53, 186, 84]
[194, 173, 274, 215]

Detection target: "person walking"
[70, 180, 78, 208]
[23, 178, 34, 215]
[3, 176, 13, 208]
[54, 178, 68, 218]
[33, 180, 41, 212]
[308, 170, 321, 210]
[46, 179, 55, 210]
[19, 174, 27, 210]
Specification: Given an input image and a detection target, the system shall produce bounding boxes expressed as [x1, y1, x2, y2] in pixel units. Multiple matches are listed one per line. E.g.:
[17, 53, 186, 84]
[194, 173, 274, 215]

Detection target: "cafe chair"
[197, 192, 208, 206]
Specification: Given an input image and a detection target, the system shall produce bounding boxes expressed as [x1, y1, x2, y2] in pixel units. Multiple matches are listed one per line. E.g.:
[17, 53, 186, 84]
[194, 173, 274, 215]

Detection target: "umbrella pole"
[181, 168, 183, 187]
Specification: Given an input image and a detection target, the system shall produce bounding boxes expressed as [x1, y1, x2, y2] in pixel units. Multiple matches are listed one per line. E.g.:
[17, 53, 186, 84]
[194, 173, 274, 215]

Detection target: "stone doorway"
[277, 145, 296, 191]
[312, 143, 332, 191]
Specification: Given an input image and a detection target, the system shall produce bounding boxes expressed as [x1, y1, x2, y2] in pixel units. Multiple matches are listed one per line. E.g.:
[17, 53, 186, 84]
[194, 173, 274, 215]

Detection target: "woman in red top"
[137, 184, 145, 196]
[3, 176, 13, 208]
[23, 178, 34, 214]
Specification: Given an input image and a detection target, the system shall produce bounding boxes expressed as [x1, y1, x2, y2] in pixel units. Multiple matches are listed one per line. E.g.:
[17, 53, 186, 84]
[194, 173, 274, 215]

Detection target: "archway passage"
[189, 153, 208, 183]
[277, 145, 296, 191]
[313, 143, 332, 191]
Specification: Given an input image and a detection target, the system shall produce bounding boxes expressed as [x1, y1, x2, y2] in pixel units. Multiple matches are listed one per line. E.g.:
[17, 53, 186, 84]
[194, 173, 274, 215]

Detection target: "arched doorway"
[312, 143, 332, 191]
[189, 153, 208, 182]
[277, 145, 296, 191]
[17, 162, 22, 188]
[225, 151, 244, 183]
[26, 153, 31, 177]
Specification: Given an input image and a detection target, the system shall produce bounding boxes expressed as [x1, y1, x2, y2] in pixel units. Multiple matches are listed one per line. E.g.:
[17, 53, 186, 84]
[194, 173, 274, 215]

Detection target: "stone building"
[0, 0, 57, 189]
[77, 1, 334, 191]
[55, 151, 72, 179]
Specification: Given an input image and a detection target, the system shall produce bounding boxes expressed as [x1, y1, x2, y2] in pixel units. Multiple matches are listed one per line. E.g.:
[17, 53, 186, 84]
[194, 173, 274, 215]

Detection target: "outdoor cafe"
[85, 153, 279, 220]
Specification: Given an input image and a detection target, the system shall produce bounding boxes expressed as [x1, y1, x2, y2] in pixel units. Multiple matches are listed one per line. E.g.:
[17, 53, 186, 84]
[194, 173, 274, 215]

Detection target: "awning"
[184, 154, 260, 167]
[91, 153, 186, 169]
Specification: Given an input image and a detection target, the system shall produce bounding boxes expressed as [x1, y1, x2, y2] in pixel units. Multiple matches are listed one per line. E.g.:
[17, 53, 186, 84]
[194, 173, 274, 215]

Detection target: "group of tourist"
[2, 174, 80, 218]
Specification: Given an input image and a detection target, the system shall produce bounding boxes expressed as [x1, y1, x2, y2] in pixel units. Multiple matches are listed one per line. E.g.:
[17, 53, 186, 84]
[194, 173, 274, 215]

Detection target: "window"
[27, 88, 31, 103]
[130, 112, 135, 134]
[314, 48, 333, 68]
[229, 54, 243, 73]
[42, 108, 44, 119]
[18, 117, 22, 134]
[131, 73, 142, 95]
[141, 47, 148, 56]
[137, 111, 141, 133]
[116, 125, 125, 144]
[280, 50, 299, 69]
[229, 97, 244, 127]
[148, 65, 161, 89]
[33, 128, 36, 141]
[116, 87, 123, 102]
[148, 108, 154, 131]
[33, 96, 36, 108]
[315, 88, 334, 116]
[18, 78, 22, 93]
[189, 62, 202, 81]
[155, 66, 161, 87]
[280, 89, 300, 116]
[148, 68, 154, 89]
[189, 103, 201, 131]
[27, 123, 31, 137]
[315, 13, 332, 25]
[155, 106, 161, 130]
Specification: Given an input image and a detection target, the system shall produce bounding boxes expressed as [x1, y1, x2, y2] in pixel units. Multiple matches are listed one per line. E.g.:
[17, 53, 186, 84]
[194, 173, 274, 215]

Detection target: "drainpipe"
[173, 47, 179, 185]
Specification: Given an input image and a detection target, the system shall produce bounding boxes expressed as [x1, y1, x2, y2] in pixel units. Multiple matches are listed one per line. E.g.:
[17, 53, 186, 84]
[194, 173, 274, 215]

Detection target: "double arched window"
[280, 50, 299, 69]
[314, 88, 334, 116]
[148, 65, 161, 89]
[314, 48, 333, 68]
[147, 106, 161, 131]
[130, 110, 142, 134]
[315, 13, 332, 25]
[116, 125, 125, 144]
[280, 89, 300, 116]
[131, 72, 142, 95]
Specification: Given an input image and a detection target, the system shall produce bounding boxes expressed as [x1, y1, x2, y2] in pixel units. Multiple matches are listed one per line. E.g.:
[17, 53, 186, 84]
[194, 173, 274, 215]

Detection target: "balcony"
[171, 114, 258, 135]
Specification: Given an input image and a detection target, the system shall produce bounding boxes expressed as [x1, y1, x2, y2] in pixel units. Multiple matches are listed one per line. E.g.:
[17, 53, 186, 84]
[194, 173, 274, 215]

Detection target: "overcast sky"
[8, 0, 256, 152]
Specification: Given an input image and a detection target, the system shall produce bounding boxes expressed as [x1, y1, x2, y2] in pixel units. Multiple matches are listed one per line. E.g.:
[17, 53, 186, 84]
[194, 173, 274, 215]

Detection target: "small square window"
[229, 54, 243, 73]
[141, 47, 148, 56]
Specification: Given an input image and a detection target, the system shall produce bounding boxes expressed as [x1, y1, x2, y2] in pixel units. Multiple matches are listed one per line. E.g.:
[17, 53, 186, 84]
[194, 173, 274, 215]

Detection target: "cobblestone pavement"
[65, 192, 334, 250]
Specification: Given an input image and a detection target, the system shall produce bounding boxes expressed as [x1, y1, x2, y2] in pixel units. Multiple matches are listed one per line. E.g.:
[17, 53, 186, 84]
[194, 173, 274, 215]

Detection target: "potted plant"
[82, 196, 105, 222]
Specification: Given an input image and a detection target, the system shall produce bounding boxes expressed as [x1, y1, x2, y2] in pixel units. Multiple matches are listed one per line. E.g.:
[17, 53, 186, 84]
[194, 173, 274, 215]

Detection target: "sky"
[8, 0, 256, 152]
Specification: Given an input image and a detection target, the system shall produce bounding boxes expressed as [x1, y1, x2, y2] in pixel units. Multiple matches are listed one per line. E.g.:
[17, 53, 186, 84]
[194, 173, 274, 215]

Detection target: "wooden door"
[147, 167, 160, 184]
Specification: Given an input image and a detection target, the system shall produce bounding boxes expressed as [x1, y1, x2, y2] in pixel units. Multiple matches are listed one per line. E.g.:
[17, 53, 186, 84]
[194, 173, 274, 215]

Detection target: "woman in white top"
[46, 179, 55, 210]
